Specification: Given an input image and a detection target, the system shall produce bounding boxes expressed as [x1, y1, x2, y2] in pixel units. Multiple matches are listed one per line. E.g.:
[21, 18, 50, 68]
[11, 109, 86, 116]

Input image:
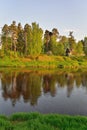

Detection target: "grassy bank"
[0, 112, 87, 130]
[0, 55, 87, 69]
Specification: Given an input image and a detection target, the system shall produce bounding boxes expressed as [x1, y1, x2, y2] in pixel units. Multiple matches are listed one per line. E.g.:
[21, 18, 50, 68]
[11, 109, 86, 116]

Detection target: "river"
[0, 69, 87, 115]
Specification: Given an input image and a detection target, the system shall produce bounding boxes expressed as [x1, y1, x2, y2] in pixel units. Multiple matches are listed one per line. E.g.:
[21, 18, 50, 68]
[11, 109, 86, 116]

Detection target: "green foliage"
[43, 28, 60, 55]
[1, 112, 87, 130]
[50, 35, 58, 55]
[17, 30, 25, 55]
[57, 42, 65, 55]
[0, 48, 4, 58]
[10, 112, 41, 121]
[83, 37, 87, 55]
[75, 41, 84, 55]
[1, 21, 43, 57]
[1, 21, 87, 60]
[0, 117, 14, 130]
[0, 55, 87, 69]
[68, 31, 76, 51]
[23, 23, 32, 55]
[28, 22, 43, 56]
[1, 21, 85, 57]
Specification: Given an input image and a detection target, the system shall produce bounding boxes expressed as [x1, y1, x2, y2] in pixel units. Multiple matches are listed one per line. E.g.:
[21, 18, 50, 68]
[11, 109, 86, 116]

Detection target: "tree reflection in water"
[65, 73, 74, 97]
[1, 70, 87, 106]
[43, 74, 56, 97]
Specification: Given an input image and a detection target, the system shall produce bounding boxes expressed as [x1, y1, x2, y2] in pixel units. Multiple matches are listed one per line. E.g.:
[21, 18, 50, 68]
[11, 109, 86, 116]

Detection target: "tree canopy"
[0, 21, 86, 57]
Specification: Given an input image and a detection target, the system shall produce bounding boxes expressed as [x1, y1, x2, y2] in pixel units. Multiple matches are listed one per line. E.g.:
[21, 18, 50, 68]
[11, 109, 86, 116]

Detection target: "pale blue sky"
[0, 0, 87, 41]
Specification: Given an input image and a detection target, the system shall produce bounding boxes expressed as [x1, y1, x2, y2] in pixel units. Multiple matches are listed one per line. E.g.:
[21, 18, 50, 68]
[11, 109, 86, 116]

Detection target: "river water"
[0, 69, 87, 115]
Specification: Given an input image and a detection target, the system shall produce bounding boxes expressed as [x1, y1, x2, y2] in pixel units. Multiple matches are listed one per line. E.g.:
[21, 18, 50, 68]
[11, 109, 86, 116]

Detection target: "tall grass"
[0, 112, 87, 130]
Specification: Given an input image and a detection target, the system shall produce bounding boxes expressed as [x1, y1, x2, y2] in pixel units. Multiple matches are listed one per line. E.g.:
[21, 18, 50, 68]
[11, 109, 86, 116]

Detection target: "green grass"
[0, 55, 87, 69]
[0, 112, 87, 130]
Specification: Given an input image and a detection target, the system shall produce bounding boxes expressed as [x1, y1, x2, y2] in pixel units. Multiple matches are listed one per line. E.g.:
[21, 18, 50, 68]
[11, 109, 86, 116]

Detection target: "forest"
[0, 21, 87, 58]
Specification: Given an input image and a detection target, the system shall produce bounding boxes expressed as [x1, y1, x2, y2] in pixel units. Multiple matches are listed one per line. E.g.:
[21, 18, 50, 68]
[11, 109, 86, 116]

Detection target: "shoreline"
[0, 55, 87, 69]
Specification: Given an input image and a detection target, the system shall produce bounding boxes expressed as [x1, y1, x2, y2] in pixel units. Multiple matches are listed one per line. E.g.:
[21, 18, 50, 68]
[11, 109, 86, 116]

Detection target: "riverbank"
[0, 55, 87, 69]
[0, 112, 87, 130]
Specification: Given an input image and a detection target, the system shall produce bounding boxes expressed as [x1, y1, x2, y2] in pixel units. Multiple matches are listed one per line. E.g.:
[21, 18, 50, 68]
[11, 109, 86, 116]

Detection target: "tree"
[17, 23, 22, 33]
[49, 35, 65, 56]
[17, 23, 25, 55]
[83, 37, 87, 55]
[56, 42, 65, 56]
[48, 28, 65, 55]
[29, 22, 43, 56]
[49, 35, 57, 55]
[44, 30, 51, 52]
[24, 24, 32, 55]
[9, 21, 18, 53]
[2, 24, 9, 51]
[68, 31, 76, 50]
[59, 36, 69, 50]
[44, 28, 59, 54]
[76, 41, 84, 55]
[52, 28, 59, 39]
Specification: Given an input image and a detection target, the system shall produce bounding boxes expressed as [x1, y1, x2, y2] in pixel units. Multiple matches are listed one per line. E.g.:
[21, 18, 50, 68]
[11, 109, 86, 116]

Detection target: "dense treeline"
[0, 21, 87, 57]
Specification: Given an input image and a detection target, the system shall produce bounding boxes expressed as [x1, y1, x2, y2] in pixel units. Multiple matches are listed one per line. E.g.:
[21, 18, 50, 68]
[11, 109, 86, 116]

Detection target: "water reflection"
[1, 72, 42, 106]
[43, 74, 56, 97]
[1, 70, 87, 115]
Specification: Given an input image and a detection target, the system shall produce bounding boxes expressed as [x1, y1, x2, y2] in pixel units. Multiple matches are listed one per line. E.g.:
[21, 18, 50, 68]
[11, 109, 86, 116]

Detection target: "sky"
[0, 0, 87, 41]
